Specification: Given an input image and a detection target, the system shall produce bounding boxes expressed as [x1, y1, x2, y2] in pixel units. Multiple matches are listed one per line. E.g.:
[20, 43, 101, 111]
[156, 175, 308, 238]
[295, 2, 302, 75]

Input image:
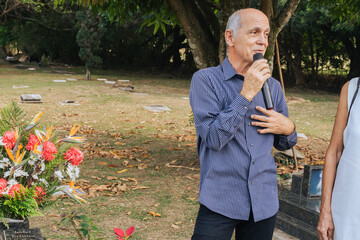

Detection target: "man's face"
[232, 11, 270, 64]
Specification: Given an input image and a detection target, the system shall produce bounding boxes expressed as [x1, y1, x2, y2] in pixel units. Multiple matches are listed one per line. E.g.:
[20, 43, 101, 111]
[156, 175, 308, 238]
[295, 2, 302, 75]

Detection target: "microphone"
[253, 53, 274, 110]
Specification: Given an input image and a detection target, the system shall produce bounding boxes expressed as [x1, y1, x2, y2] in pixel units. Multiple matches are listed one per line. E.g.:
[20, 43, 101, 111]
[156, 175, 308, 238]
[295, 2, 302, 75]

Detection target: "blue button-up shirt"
[189, 57, 297, 222]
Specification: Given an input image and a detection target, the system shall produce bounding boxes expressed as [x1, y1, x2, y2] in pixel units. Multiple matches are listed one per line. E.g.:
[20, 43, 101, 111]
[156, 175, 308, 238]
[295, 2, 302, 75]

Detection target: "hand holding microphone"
[252, 53, 274, 110]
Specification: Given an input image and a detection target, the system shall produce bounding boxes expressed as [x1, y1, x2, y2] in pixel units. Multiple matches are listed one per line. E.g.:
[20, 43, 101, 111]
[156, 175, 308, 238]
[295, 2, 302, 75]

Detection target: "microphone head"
[253, 53, 264, 62]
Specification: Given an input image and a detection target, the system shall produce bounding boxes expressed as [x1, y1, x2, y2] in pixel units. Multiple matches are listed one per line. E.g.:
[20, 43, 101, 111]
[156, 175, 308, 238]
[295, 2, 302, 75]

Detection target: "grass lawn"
[0, 63, 339, 239]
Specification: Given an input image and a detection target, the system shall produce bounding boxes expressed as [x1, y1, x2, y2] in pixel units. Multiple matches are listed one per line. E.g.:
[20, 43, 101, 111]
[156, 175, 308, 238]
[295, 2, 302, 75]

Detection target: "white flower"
[7, 179, 18, 187]
[28, 155, 38, 166]
[0, 157, 11, 169]
[54, 170, 64, 181]
[39, 178, 48, 186]
[13, 169, 29, 178]
[0, 137, 5, 146]
[4, 167, 29, 178]
[66, 164, 79, 181]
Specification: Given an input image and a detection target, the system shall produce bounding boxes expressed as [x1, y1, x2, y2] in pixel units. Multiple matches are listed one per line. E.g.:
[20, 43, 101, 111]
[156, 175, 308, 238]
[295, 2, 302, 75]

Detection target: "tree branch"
[273, 0, 301, 36]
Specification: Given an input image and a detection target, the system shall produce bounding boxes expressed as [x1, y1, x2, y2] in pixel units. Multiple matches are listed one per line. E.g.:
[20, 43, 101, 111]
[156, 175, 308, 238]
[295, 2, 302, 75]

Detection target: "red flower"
[8, 184, 25, 197]
[42, 141, 57, 161]
[26, 134, 41, 151]
[114, 226, 134, 240]
[2, 131, 16, 149]
[0, 178, 7, 196]
[34, 186, 46, 203]
[64, 147, 84, 166]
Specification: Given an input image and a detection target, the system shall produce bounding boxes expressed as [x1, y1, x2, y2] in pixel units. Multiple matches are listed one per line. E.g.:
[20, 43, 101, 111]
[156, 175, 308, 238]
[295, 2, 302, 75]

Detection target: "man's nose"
[257, 34, 268, 45]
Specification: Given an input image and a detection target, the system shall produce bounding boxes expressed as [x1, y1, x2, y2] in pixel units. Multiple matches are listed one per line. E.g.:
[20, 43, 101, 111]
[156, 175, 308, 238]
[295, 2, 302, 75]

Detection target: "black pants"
[191, 205, 276, 240]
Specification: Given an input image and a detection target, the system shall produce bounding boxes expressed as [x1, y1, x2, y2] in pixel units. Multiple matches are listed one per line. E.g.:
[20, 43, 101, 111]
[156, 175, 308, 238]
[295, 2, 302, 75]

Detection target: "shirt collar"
[222, 57, 244, 81]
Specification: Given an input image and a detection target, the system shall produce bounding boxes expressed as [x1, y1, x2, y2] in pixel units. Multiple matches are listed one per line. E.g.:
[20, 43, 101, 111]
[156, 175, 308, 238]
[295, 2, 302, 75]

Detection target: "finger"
[255, 106, 271, 116]
[257, 128, 272, 134]
[251, 121, 268, 128]
[250, 114, 268, 122]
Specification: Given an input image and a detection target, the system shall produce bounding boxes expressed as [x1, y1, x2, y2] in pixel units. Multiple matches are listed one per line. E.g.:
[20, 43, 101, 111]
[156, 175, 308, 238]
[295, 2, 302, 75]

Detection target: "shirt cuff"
[229, 93, 251, 115]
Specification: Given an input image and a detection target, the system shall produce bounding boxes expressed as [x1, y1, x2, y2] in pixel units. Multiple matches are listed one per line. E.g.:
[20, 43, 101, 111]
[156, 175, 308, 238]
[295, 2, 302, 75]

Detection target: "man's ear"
[225, 29, 234, 47]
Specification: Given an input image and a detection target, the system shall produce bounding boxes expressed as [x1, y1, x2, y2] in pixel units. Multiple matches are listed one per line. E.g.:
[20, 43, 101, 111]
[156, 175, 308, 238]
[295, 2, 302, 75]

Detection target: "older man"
[189, 8, 297, 240]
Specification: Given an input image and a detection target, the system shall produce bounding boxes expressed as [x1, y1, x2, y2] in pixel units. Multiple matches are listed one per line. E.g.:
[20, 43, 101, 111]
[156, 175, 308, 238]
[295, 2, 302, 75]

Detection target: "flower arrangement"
[0, 101, 86, 220]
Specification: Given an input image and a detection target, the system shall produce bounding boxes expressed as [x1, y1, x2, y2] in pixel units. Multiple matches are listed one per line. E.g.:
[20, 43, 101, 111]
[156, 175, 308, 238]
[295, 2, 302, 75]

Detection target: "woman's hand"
[317, 210, 334, 240]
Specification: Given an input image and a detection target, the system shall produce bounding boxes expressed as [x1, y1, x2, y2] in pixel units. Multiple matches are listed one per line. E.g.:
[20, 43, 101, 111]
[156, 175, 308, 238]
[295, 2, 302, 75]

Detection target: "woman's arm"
[317, 81, 349, 240]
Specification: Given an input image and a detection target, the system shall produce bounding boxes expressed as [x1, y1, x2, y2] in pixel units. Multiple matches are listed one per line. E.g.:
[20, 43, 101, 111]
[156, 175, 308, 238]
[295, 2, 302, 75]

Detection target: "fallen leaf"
[97, 203, 107, 207]
[132, 186, 150, 190]
[107, 176, 118, 180]
[115, 142, 126, 145]
[116, 169, 128, 174]
[48, 214, 61, 218]
[91, 176, 102, 180]
[148, 211, 161, 217]
[108, 164, 121, 168]
[171, 224, 180, 229]
[137, 163, 148, 170]
[97, 162, 108, 165]
[168, 147, 182, 150]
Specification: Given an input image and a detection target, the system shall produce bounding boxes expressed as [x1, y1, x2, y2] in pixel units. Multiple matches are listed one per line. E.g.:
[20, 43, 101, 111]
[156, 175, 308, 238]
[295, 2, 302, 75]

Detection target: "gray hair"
[226, 10, 242, 38]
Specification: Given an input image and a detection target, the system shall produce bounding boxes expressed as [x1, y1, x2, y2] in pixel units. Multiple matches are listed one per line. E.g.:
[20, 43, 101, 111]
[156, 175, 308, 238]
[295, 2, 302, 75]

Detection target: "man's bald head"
[226, 8, 269, 38]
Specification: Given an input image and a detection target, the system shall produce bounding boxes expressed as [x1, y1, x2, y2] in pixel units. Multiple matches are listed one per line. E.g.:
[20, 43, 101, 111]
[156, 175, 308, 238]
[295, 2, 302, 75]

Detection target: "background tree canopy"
[0, 0, 359, 90]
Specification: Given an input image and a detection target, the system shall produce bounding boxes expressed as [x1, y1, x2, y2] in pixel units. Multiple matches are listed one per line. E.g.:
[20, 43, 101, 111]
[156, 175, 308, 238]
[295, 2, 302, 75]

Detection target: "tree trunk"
[85, 67, 91, 80]
[308, 28, 316, 76]
[262, 0, 301, 73]
[167, 0, 219, 69]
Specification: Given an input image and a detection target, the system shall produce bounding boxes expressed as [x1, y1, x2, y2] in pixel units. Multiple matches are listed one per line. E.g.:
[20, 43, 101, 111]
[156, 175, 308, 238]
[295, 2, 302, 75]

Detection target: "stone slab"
[60, 100, 80, 106]
[21, 94, 42, 102]
[52, 80, 66, 83]
[143, 105, 171, 112]
[0, 228, 44, 240]
[104, 80, 116, 84]
[12, 85, 30, 89]
[97, 78, 107, 81]
[66, 78, 78, 81]
[118, 80, 130, 83]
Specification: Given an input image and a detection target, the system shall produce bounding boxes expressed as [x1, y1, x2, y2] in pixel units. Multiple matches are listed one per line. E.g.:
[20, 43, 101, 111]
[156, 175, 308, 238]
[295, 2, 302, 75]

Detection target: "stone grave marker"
[143, 105, 171, 112]
[118, 80, 130, 83]
[21, 94, 42, 103]
[276, 165, 323, 239]
[52, 80, 66, 83]
[15, 64, 28, 69]
[104, 80, 116, 84]
[60, 100, 80, 106]
[97, 78, 107, 81]
[0, 219, 44, 240]
[12, 85, 30, 89]
[27, 68, 36, 71]
[66, 78, 78, 81]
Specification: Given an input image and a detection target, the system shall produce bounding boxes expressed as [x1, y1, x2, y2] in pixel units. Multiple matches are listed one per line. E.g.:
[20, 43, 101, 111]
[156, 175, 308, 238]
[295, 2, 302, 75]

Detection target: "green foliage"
[1, 186, 41, 220]
[59, 211, 100, 240]
[0, 101, 27, 133]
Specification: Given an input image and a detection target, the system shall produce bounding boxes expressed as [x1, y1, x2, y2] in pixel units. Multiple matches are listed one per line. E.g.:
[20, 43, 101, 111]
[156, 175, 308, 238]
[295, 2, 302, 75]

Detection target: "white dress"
[331, 77, 360, 240]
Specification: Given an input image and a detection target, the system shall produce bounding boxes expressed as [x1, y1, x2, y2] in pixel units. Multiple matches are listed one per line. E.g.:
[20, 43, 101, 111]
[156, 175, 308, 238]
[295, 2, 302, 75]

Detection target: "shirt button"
[250, 143, 254, 147]
[252, 161, 255, 165]
[249, 180, 253, 184]
[244, 106, 248, 110]
[248, 122, 251, 126]
[234, 125, 237, 128]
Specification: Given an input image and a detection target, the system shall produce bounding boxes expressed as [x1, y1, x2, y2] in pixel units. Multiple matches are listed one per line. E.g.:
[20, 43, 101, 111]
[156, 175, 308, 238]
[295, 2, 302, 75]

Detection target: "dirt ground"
[0, 63, 336, 239]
